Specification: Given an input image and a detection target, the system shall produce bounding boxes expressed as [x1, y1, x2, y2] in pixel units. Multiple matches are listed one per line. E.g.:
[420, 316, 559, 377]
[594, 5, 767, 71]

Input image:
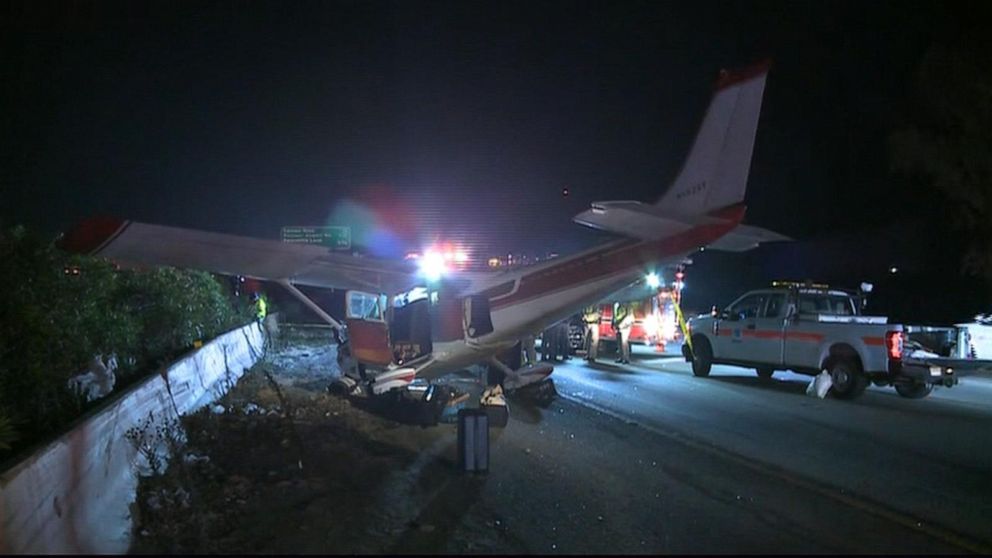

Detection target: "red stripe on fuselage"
[715, 59, 772, 91]
[490, 207, 744, 310]
[59, 217, 130, 255]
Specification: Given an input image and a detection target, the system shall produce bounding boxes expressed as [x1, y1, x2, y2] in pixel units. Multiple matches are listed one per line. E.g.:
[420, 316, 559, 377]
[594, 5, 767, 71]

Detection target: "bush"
[0, 226, 253, 459]
[0, 412, 18, 451]
[117, 268, 253, 371]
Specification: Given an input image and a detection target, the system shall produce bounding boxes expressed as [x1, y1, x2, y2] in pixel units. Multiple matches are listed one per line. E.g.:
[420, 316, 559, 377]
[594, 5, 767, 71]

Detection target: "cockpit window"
[347, 291, 384, 321]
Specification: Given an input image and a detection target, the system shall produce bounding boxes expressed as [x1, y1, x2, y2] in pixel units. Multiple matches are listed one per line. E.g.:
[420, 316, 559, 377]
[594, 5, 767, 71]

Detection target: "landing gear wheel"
[328, 377, 360, 397]
[828, 358, 868, 399]
[691, 336, 712, 377]
[895, 382, 933, 399]
[756, 367, 774, 380]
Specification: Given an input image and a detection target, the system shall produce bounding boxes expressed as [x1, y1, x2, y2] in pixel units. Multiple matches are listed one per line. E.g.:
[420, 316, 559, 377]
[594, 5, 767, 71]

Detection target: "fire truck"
[595, 287, 681, 351]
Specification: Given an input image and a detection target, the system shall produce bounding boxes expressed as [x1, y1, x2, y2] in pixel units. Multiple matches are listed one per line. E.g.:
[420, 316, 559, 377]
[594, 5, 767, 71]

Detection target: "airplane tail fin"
[655, 60, 770, 215]
[573, 61, 771, 239]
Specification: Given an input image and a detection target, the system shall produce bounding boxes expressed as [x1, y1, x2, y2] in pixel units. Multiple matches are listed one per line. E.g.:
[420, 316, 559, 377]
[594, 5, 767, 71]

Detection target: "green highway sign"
[281, 226, 351, 250]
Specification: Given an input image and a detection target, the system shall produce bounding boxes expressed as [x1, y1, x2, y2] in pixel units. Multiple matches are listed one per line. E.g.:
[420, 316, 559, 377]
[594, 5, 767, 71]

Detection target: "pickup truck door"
[783, 293, 830, 369]
[746, 293, 787, 365]
[714, 293, 768, 361]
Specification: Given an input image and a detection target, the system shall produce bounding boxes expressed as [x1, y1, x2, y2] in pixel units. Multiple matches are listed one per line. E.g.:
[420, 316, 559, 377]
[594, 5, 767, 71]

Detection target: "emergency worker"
[582, 305, 601, 361]
[521, 334, 538, 366]
[556, 320, 571, 361]
[541, 324, 559, 361]
[613, 301, 634, 364]
[253, 293, 268, 323]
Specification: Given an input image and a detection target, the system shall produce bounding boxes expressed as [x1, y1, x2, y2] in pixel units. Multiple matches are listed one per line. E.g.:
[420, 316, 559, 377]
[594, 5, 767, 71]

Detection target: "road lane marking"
[557, 391, 991, 554]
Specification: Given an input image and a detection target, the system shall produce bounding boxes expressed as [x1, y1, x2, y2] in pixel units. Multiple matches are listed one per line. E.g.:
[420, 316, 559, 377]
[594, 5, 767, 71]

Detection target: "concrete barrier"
[0, 321, 266, 554]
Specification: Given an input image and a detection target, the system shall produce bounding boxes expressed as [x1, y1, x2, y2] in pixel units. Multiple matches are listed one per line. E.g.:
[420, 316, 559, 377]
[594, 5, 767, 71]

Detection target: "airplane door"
[344, 290, 393, 366]
[431, 292, 465, 343]
[464, 295, 494, 339]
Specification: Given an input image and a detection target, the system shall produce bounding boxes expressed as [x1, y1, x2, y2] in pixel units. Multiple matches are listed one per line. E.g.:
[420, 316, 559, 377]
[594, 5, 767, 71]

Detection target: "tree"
[889, 35, 992, 281]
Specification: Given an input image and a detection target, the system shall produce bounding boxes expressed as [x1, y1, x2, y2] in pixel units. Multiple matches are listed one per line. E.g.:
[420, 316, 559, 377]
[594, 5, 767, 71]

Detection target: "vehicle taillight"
[885, 331, 903, 361]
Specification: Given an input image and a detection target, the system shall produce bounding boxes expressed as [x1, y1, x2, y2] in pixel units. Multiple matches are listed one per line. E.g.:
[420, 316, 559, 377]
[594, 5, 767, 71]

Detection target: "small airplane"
[60, 60, 786, 424]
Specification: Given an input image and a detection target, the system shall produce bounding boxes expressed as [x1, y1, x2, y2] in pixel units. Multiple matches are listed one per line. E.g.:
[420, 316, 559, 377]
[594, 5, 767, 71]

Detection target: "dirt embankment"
[129, 328, 501, 554]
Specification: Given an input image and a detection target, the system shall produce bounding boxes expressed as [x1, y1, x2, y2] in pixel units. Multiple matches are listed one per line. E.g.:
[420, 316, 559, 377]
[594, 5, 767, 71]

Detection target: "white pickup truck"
[684, 283, 958, 399]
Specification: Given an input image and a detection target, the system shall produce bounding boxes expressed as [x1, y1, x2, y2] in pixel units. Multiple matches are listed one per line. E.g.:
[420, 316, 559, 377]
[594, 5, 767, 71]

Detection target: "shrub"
[0, 412, 18, 451]
[0, 226, 253, 459]
[118, 268, 252, 370]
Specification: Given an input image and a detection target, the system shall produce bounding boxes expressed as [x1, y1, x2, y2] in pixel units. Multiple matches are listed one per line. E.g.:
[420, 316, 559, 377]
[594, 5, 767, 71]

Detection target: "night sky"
[1, 1, 984, 319]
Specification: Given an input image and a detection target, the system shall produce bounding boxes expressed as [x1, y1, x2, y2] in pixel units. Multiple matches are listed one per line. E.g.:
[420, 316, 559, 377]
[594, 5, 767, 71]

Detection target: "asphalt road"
[515, 343, 992, 553]
[143, 333, 990, 554]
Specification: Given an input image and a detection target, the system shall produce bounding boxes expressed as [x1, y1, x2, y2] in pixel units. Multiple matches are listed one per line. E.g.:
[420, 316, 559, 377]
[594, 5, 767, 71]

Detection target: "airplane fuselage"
[410, 207, 744, 380]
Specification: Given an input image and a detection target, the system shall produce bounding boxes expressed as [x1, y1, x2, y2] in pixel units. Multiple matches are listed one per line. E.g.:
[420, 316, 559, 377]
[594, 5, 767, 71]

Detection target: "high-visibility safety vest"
[256, 296, 268, 320]
[613, 303, 632, 328]
[582, 306, 601, 324]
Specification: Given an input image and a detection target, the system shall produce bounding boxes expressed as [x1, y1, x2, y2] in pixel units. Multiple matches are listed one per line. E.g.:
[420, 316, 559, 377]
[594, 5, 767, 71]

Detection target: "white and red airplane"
[60, 60, 785, 421]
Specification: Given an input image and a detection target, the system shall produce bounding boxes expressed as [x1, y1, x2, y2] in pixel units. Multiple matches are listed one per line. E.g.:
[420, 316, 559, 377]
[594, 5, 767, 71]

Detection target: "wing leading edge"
[60, 217, 420, 294]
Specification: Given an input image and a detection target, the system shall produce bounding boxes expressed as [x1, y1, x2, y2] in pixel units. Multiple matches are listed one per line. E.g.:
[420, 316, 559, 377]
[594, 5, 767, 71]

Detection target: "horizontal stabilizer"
[573, 201, 724, 240]
[705, 224, 791, 252]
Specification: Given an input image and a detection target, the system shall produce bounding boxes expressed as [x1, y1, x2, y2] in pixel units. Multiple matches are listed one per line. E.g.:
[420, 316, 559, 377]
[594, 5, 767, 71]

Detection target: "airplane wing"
[59, 217, 421, 294]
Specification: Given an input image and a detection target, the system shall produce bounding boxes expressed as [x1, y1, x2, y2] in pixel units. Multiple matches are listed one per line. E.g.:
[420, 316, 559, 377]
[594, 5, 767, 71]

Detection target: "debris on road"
[806, 371, 833, 399]
[183, 452, 210, 465]
[242, 402, 262, 415]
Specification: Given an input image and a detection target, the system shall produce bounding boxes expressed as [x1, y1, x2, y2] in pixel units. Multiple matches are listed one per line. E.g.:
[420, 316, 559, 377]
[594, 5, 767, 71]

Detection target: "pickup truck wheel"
[895, 382, 933, 399]
[828, 358, 869, 399]
[691, 336, 712, 377]
[756, 367, 774, 380]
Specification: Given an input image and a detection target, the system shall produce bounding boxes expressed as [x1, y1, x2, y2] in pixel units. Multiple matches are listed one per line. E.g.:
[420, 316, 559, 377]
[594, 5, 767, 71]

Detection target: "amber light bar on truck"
[771, 280, 830, 289]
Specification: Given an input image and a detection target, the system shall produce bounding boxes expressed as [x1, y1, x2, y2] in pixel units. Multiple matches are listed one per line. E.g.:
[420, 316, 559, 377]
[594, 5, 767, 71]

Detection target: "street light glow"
[646, 272, 661, 289]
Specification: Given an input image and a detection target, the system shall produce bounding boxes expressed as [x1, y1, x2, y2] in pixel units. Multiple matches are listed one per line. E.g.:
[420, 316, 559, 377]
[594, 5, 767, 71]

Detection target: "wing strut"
[277, 279, 343, 330]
